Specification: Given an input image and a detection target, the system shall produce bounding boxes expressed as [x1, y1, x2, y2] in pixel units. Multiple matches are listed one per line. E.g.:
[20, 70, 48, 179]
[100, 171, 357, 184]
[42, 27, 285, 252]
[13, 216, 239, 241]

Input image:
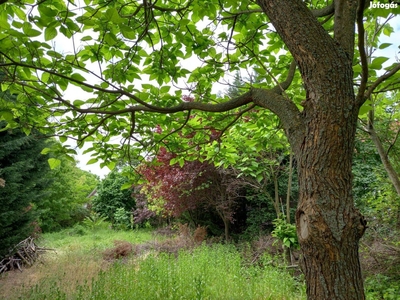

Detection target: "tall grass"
[1, 228, 305, 300]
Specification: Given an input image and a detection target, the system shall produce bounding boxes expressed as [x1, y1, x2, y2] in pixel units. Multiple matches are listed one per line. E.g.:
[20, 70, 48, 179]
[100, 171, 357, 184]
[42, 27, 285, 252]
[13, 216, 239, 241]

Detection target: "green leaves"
[105, 7, 123, 24]
[71, 73, 86, 82]
[0, 9, 10, 29]
[87, 158, 99, 165]
[272, 218, 299, 249]
[107, 161, 116, 171]
[358, 102, 373, 116]
[379, 43, 392, 49]
[92, 169, 135, 224]
[370, 57, 390, 70]
[0, 110, 13, 122]
[37, 3, 60, 18]
[22, 23, 41, 37]
[41, 72, 50, 83]
[44, 26, 57, 41]
[120, 24, 136, 39]
[0, 0, 396, 185]
[48, 158, 61, 169]
[104, 33, 118, 46]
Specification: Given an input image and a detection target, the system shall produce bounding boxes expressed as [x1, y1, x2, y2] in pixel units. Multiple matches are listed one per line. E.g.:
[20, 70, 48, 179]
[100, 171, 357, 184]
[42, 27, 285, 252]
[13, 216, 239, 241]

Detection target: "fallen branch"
[0, 237, 54, 274]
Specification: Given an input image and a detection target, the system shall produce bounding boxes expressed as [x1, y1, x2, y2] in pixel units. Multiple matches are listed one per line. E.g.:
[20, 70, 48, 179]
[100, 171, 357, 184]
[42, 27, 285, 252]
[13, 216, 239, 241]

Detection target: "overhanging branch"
[219, 2, 334, 19]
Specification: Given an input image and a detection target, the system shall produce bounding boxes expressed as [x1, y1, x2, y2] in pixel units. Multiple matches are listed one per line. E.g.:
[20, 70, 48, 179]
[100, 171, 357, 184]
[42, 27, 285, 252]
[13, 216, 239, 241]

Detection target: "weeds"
[1, 228, 305, 300]
[9, 245, 305, 300]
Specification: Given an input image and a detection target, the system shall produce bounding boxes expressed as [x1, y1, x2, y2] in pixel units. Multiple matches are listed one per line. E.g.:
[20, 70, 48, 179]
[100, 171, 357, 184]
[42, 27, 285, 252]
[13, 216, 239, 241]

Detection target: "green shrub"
[69, 224, 87, 236]
[113, 207, 131, 230]
[272, 217, 299, 249]
[365, 274, 400, 300]
[82, 212, 109, 231]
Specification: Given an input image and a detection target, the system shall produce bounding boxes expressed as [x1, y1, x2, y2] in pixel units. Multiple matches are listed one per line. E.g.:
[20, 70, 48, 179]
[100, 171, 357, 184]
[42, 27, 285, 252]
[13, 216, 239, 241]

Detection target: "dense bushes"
[92, 169, 135, 229]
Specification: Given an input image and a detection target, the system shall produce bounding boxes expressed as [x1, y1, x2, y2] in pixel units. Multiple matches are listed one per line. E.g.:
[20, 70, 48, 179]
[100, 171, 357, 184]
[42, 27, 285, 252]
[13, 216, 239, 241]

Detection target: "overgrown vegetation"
[1, 0, 400, 298]
[0, 124, 99, 256]
[0, 227, 305, 300]
[1, 221, 399, 299]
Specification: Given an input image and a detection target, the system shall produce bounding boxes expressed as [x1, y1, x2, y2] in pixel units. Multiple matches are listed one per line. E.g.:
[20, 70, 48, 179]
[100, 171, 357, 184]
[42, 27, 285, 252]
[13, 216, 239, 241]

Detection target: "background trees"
[92, 168, 135, 229]
[0, 129, 100, 256]
[35, 147, 99, 232]
[0, 123, 49, 257]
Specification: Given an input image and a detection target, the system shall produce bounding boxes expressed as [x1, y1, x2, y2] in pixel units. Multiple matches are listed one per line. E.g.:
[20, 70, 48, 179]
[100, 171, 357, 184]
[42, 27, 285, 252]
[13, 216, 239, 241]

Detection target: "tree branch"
[387, 127, 400, 157]
[312, 3, 334, 17]
[156, 110, 193, 147]
[364, 63, 400, 101]
[256, 0, 351, 95]
[333, 0, 358, 59]
[252, 88, 303, 150]
[272, 60, 297, 93]
[356, 0, 369, 105]
[218, 104, 257, 139]
[219, 3, 334, 20]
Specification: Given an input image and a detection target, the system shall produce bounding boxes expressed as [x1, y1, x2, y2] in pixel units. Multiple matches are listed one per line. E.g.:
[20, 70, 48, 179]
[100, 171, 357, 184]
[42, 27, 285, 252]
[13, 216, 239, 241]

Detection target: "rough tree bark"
[256, 0, 367, 299]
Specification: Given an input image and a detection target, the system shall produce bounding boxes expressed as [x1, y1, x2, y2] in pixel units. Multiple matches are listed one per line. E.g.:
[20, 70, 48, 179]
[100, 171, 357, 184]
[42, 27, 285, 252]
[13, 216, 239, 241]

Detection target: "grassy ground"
[0, 227, 305, 300]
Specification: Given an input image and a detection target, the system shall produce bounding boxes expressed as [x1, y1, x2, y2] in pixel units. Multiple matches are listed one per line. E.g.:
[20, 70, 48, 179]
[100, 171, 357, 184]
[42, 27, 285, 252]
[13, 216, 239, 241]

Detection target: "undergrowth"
[2, 224, 400, 299]
[1, 228, 305, 300]
[9, 245, 305, 300]
[361, 222, 400, 300]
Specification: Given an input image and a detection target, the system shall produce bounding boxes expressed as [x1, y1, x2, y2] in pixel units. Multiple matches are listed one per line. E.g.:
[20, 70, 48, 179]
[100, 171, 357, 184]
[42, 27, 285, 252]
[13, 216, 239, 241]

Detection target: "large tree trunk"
[294, 93, 365, 298]
[292, 37, 365, 297]
[256, 0, 367, 298]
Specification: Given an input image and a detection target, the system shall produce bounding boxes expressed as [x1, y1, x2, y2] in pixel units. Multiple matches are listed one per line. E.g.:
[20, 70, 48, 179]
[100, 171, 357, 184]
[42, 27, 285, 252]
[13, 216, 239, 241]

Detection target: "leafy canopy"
[0, 0, 301, 164]
[0, 0, 399, 167]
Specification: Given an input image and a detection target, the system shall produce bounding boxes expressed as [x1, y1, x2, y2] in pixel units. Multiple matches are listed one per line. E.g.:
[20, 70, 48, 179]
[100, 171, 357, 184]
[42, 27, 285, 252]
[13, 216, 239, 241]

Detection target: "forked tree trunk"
[256, 0, 367, 298]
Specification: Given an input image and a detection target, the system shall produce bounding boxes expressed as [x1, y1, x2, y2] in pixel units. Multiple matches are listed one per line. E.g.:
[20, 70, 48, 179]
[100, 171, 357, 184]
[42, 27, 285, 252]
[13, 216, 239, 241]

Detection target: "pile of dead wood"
[0, 237, 52, 274]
